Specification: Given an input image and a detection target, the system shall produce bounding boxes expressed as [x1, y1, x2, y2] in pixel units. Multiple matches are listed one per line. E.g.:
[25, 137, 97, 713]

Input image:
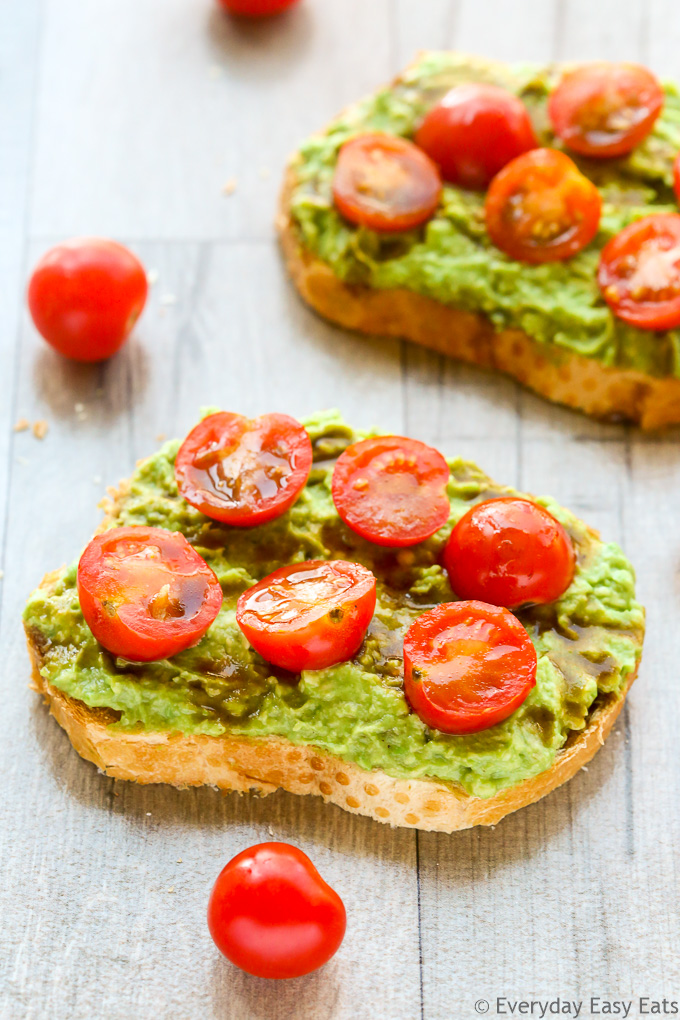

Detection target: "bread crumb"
[156, 433, 167, 442]
[167, 887, 175, 894]
[74, 402, 84, 414]
[0, 570, 4, 580]
[146, 812, 152, 817]
[32, 420, 48, 440]
[268, 826, 275, 837]
[159, 293, 177, 306]
[222, 177, 238, 196]
[581, 766, 589, 772]
[176, 859, 183, 864]
[13, 418, 30, 432]
[147, 269, 159, 286]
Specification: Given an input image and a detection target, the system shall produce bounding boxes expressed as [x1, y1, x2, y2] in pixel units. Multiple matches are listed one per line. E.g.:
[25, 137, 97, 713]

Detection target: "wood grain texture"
[2, 0, 679, 1017]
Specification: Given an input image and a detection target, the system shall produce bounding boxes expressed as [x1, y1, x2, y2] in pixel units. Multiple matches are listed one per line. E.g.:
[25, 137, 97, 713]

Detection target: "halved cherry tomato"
[175, 412, 312, 527]
[236, 559, 376, 672]
[674, 152, 680, 204]
[208, 842, 346, 980]
[217, 0, 300, 15]
[77, 526, 222, 662]
[485, 148, 601, 263]
[332, 133, 442, 232]
[27, 238, 147, 362]
[415, 83, 538, 190]
[331, 436, 450, 548]
[443, 497, 575, 609]
[548, 63, 664, 159]
[403, 601, 537, 735]
[598, 213, 680, 329]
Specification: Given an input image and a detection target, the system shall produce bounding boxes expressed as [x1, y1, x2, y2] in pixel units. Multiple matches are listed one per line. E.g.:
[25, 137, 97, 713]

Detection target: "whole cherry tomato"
[443, 497, 575, 609]
[485, 148, 602, 263]
[77, 527, 223, 662]
[548, 62, 664, 159]
[415, 83, 538, 190]
[598, 213, 680, 330]
[332, 133, 442, 232]
[236, 559, 376, 671]
[208, 842, 346, 979]
[175, 412, 312, 527]
[403, 601, 537, 735]
[331, 436, 450, 547]
[27, 238, 147, 362]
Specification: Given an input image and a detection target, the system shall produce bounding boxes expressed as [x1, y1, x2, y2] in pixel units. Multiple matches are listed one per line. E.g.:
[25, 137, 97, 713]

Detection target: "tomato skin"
[598, 213, 680, 330]
[208, 843, 346, 980]
[443, 497, 575, 609]
[674, 152, 680, 204]
[77, 527, 222, 662]
[27, 238, 147, 362]
[415, 83, 537, 190]
[236, 559, 376, 672]
[548, 63, 664, 159]
[331, 436, 450, 548]
[485, 148, 601, 263]
[332, 133, 442, 233]
[175, 412, 312, 527]
[217, 0, 300, 15]
[403, 601, 537, 735]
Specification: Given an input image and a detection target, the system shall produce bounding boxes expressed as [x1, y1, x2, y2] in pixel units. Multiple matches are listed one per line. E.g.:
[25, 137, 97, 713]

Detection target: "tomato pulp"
[403, 601, 537, 735]
[77, 527, 222, 661]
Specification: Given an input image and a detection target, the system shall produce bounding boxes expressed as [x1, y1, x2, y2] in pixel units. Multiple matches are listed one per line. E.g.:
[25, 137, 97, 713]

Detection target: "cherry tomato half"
[175, 412, 312, 527]
[208, 842, 346, 980]
[415, 83, 538, 190]
[332, 133, 442, 233]
[443, 497, 575, 609]
[485, 148, 601, 263]
[27, 238, 147, 362]
[217, 0, 300, 15]
[403, 601, 537, 735]
[77, 526, 222, 662]
[236, 559, 376, 672]
[331, 436, 450, 548]
[598, 213, 680, 330]
[548, 63, 664, 159]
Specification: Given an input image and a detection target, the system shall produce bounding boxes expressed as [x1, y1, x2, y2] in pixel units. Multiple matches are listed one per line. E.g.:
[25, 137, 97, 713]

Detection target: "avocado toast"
[278, 53, 680, 428]
[24, 411, 644, 832]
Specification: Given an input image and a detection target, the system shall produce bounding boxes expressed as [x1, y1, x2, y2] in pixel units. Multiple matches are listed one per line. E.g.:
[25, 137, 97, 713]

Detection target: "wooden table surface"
[2, 2, 680, 1017]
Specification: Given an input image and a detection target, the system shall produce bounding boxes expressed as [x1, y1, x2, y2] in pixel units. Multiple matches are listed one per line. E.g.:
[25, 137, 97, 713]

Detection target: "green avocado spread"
[24, 411, 644, 799]
[289, 52, 680, 378]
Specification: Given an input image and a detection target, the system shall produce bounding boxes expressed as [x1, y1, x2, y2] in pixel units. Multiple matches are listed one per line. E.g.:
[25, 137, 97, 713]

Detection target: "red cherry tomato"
[27, 238, 147, 363]
[332, 133, 442, 233]
[674, 152, 680, 204]
[331, 436, 450, 548]
[485, 148, 601, 263]
[77, 527, 222, 662]
[548, 63, 664, 159]
[236, 559, 376, 672]
[403, 601, 537, 735]
[598, 213, 680, 330]
[208, 842, 346, 980]
[175, 412, 312, 527]
[415, 83, 538, 190]
[217, 0, 300, 15]
[443, 497, 575, 609]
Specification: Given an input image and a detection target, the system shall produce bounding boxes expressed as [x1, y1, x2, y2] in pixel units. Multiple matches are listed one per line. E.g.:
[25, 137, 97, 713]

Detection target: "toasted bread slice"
[25, 450, 643, 833]
[277, 56, 680, 430]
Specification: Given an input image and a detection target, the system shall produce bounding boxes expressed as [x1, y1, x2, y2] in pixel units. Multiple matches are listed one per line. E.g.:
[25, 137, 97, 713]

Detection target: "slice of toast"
[24, 416, 644, 832]
[277, 53, 680, 429]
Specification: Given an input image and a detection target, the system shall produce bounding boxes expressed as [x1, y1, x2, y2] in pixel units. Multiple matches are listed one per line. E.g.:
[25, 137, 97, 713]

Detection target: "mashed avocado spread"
[24, 411, 644, 799]
[289, 52, 680, 378]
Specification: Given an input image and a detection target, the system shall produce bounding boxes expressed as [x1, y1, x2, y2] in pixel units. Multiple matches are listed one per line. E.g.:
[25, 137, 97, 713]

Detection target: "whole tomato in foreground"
[208, 843, 346, 979]
[217, 0, 301, 16]
[27, 238, 147, 362]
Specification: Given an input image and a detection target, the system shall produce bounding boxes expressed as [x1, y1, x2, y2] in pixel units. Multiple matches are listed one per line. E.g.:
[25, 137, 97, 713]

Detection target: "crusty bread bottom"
[277, 169, 680, 430]
[27, 620, 635, 833]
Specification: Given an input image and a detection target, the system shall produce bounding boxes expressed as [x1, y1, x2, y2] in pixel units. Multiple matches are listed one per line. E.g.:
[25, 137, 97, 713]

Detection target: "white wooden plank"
[30, 0, 391, 242]
[555, 0, 648, 61]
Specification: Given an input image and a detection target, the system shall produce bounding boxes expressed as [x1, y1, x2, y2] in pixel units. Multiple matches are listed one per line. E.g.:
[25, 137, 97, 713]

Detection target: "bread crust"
[277, 170, 680, 430]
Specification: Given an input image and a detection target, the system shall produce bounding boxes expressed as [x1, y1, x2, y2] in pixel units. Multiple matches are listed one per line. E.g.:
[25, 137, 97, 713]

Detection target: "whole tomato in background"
[217, 0, 301, 16]
[27, 238, 148, 362]
[208, 842, 346, 979]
